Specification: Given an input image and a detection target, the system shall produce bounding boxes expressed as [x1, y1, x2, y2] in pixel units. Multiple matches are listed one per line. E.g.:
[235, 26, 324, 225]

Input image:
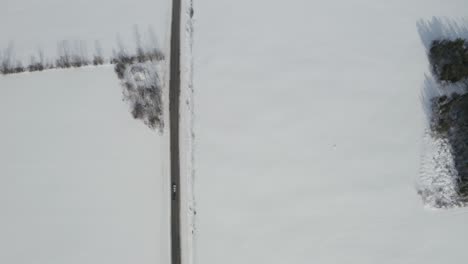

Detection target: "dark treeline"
[428, 38, 468, 203]
[429, 38, 468, 83]
[0, 26, 164, 75]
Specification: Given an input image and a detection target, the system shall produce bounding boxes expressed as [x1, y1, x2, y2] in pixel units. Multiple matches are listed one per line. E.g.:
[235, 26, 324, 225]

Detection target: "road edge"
[179, 0, 196, 264]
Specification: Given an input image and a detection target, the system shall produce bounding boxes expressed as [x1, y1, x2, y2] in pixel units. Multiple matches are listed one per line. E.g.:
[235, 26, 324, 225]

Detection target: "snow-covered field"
[4, 0, 468, 263]
[194, 0, 468, 263]
[1, 1, 171, 263]
[0, 67, 169, 264]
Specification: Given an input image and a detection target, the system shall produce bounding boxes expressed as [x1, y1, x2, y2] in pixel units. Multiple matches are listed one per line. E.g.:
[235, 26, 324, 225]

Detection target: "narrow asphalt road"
[169, 0, 182, 263]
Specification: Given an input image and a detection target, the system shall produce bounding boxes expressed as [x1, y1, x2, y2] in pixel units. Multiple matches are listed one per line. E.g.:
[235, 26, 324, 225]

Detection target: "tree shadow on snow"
[417, 17, 468, 51]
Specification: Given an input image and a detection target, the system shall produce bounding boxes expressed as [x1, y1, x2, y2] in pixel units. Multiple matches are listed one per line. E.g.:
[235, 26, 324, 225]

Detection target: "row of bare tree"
[0, 26, 164, 75]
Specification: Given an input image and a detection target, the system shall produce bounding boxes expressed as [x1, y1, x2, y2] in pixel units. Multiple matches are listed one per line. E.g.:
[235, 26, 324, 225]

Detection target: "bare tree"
[13, 60, 24, 73]
[70, 40, 88, 67]
[116, 34, 128, 59]
[37, 48, 45, 66]
[0, 49, 4, 74]
[1, 42, 15, 74]
[28, 55, 38, 71]
[134, 25, 146, 62]
[56, 40, 72, 68]
[28, 48, 45, 72]
[146, 25, 164, 61]
[93, 40, 104, 65]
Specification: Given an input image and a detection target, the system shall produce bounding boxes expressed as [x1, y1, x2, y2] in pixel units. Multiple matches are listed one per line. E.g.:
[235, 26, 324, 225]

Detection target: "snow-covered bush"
[114, 60, 164, 131]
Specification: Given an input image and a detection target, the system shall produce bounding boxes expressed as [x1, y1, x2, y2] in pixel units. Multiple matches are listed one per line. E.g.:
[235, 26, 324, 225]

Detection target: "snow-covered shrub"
[114, 61, 164, 131]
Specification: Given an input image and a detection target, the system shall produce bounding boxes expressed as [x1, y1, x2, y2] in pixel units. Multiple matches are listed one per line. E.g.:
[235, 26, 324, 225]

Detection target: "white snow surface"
[194, 0, 468, 264]
[0, 67, 169, 264]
